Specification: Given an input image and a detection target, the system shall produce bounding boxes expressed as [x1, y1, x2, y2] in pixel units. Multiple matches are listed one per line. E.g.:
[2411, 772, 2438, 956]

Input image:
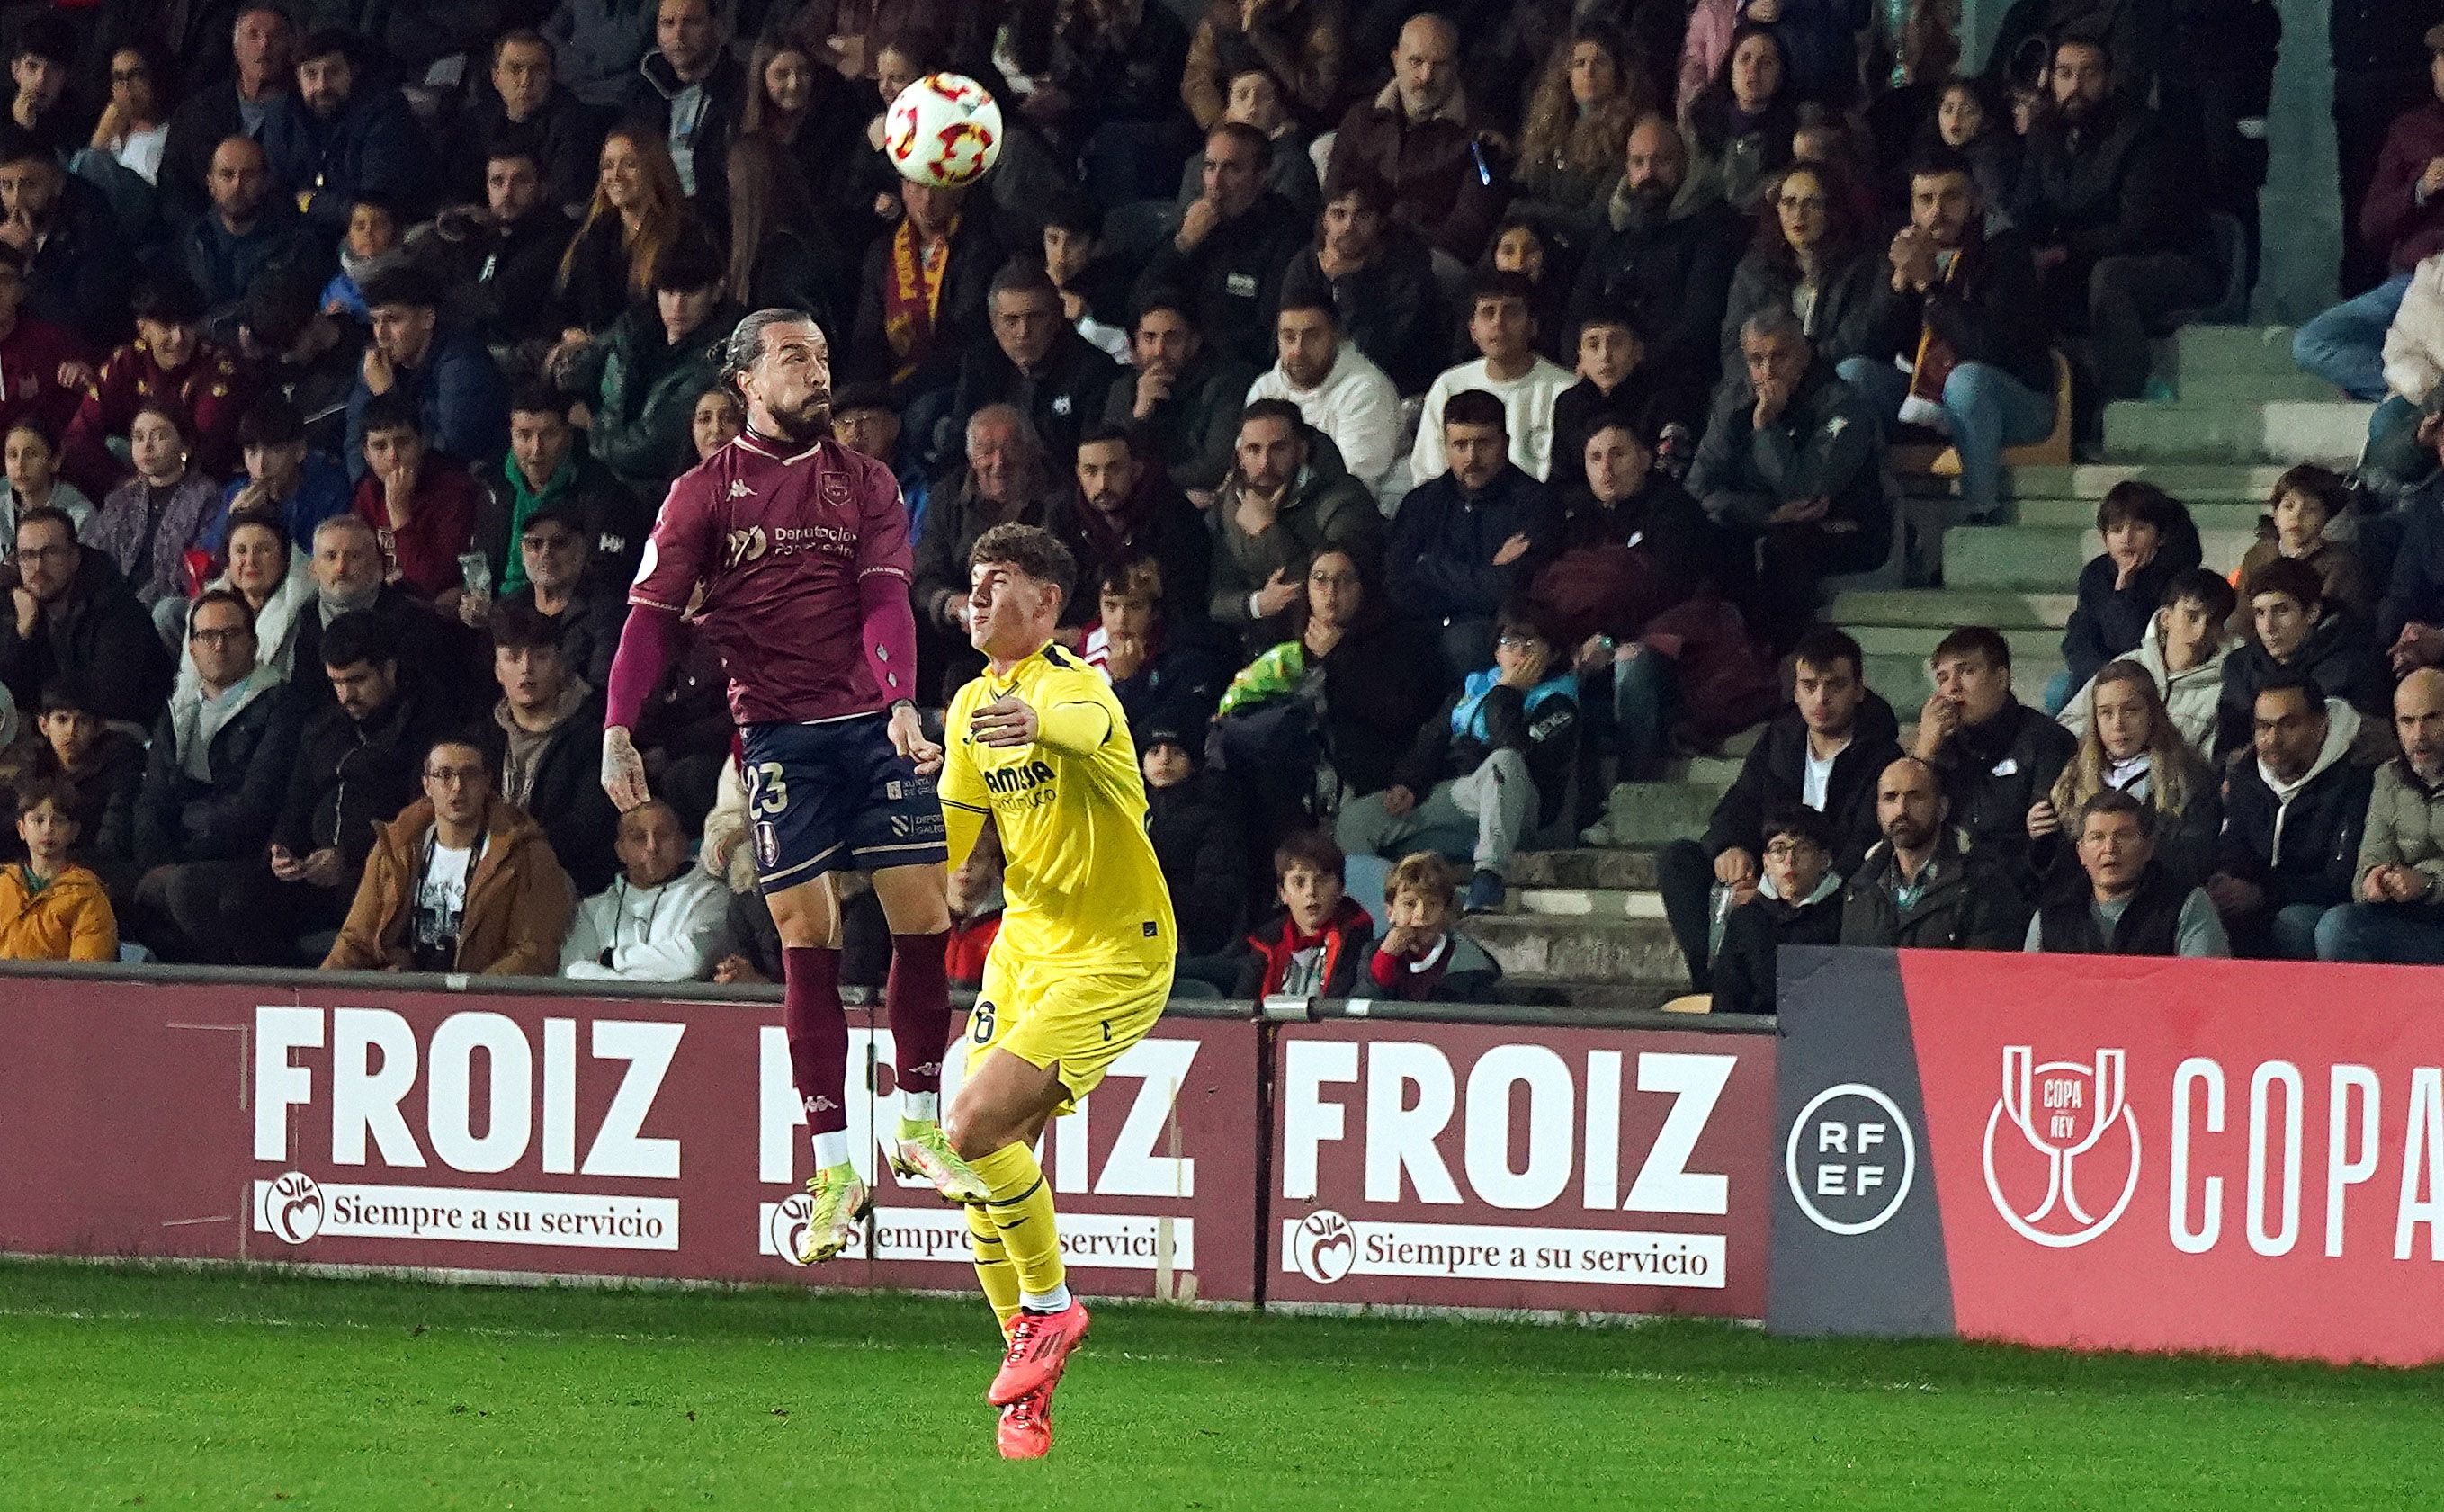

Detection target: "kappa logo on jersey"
[726, 526, 768, 567]
[981, 760, 1057, 795]
[728, 479, 756, 499]
[1983, 1046, 2140, 1249]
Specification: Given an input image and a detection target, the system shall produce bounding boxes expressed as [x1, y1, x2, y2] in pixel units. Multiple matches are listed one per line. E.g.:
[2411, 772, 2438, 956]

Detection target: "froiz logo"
[1983, 1046, 2141, 1248]
[1287, 1209, 1355, 1284]
[726, 526, 768, 568]
[263, 1171, 324, 1245]
[769, 1192, 813, 1267]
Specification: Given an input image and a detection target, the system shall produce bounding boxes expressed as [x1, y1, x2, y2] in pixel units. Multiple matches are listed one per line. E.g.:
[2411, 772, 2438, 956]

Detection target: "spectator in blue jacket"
[262, 29, 426, 234]
[1385, 389, 1562, 684]
[345, 265, 508, 481]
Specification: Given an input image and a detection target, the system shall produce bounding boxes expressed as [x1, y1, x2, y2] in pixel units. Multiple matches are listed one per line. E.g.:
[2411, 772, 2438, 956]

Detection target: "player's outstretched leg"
[782, 943, 867, 1263]
[883, 928, 988, 1202]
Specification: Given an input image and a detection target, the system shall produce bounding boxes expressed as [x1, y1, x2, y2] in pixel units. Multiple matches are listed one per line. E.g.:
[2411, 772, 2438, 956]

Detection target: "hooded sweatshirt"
[2216, 699, 2375, 911]
[2058, 610, 2232, 761]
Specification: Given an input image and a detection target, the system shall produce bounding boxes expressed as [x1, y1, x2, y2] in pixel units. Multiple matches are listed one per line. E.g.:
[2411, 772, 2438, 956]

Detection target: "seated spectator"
[157, 6, 292, 227]
[2057, 481, 2204, 704]
[324, 735, 576, 975]
[234, 271, 363, 457]
[546, 0, 660, 112]
[4, 679, 142, 884]
[2363, 255, 2444, 503]
[0, 418, 93, 550]
[1388, 389, 1562, 678]
[319, 194, 407, 326]
[1841, 148, 2055, 525]
[2030, 658, 2220, 891]
[737, 32, 868, 231]
[1057, 425, 1213, 620]
[2028, 789, 2231, 956]
[351, 393, 481, 603]
[1337, 602, 1580, 914]
[1654, 626, 1893, 986]
[1513, 23, 1646, 235]
[130, 588, 301, 962]
[1410, 273, 1576, 487]
[2010, 36, 2210, 404]
[1180, 0, 1342, 134]
[850, 175, 1002, 400]
[1039, 191, 1132, 363]
[288, 513, 482, 719]
[1140, 122, 1305, 371]
[472, 388, 646, 602]
[0, 777, 116, 962]
[416, 142, 579, 353]
[1278, 177, 1448, 396]
[2208, 675, 2372, 959]
[487, 505, 621, 690]
[187, 510, 314, 686]
[1233, 829, 1374, 998]
[347, 265, 509, 481]
[940, 828, 1003, 989]
[1568, 114, 1744, 415]
[1141, 725, 1249, 959]
[1246, 297, 1400, 496]
[1366, 851, 1502, 1003]
[1713, 806, 1843, 1015]
[2062, 568, 2236, 759]
[910, 405, 1066, 700]
[1088, 556, 1232, 734]
[84, 403, 220, 613]
[481, 597, 618, 895]
[1689, 308, 1891, 648]
[0, 136, 136, 349]
[63, 272, 246, 497]
[1840, 755, 2032, 951]
[1104, 300, 1258, 498]
[2323, 667, 2444, 962]
[1912, 625, 2076, 887]
[74, 54, 167, 231]
[560, 798, 726, 981]
[265, 610, 450, 962]
[0, 246, 89, 448]
[262, 28, 425, 234]
[1327, 13, 1505, 269]
[1721, 161, 1880, 380]
[1540, 418, 1757, 783]
[2376, 446, 2444, 675]
[1206, 401, 1380, 656]
[180, 137, 320, 331]
[558, 235, 742, 492]
[458, 30, 605, 213]
[622, 0, 745, 212]
[1919, 75, 2021, 215]
[2293, 29, 2444, 404]
[2218, 557, 2392, 762]
[1175, 65, 1320, 223]
[949, 262, 1122, 470]
[1687, 24, 1798, 215]
[200, 396, 350, 557]
[552, 125, 692, 338]
[691, 383, 742, 461]
[1550, 310, 1694, 491]
[2232, 465, 2371, 638]
[831, 382, 927, 542]
[0, 507, 172, 725]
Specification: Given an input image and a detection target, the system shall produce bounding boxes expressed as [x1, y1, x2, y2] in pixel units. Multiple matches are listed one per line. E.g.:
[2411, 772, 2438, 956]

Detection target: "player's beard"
[764, 388, 835, 445]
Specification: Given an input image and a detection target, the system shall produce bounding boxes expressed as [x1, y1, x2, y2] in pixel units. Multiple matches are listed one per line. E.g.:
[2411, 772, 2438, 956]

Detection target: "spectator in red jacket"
[1324, 13, 1507, 272]
[1232, 828, 1375, 998]
[1367, 851, 1502, 1002]
[351, 390, 479, 603]
[62, 270, 246, 497]
[943, 822, 1003, 989]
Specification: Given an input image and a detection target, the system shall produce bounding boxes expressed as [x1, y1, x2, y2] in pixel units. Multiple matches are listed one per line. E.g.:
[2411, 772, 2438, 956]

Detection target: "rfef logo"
[1785, 1083, 1915, 1235]
[1983, 1046, 2140, 1248]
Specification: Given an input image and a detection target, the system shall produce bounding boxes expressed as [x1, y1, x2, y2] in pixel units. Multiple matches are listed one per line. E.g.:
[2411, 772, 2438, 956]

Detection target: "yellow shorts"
[967, 950, 1175, 1114]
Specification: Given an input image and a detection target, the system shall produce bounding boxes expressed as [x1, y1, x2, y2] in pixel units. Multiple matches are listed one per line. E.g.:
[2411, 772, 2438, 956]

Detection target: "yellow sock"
[964, 1201, 1021, 1331]
[971, 1141, 1066, 1301]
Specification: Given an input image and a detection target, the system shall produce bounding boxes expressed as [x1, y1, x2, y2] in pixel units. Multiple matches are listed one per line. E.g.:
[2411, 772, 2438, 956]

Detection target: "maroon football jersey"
[631, 432, 913, 725]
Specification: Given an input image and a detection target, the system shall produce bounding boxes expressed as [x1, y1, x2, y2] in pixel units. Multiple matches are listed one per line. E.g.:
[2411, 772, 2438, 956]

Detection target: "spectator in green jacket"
[556, 231, 742, 494]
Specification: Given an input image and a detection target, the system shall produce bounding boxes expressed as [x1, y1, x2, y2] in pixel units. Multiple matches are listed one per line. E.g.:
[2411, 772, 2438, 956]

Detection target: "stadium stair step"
[1994, 461, 2301, 502]
[1466, 911, 1687, 981]
[1827, 588, 2074, 631]
[2004, 497, 2266, 531]
[1509, 846, 1660, 891]
[1943, 522, 2259, 591]
[2100, 398, 2372, 466]
[2170, 323, 2301, 380]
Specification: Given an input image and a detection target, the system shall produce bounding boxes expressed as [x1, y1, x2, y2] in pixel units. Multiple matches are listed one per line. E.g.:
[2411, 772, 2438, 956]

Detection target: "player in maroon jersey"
[602, 309, 987, 1263]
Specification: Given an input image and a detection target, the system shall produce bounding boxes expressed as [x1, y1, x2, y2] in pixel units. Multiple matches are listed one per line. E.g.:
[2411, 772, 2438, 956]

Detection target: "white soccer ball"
[882, 72, 1004, 190]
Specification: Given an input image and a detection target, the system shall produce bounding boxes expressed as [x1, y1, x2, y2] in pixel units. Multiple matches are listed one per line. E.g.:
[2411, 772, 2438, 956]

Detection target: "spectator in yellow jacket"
[0, 776, 117, 961]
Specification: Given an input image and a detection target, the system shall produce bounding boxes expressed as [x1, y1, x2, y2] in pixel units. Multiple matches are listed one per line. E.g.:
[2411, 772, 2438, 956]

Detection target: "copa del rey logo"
[1983, 1046, 2142, 1248]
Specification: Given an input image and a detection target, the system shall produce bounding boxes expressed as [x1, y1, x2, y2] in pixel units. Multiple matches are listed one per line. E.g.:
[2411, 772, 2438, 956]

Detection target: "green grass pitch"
[2, 1261, 2441, 1509]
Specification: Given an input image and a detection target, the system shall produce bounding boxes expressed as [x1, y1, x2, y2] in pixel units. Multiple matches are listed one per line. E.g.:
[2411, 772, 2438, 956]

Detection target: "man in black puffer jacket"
[1566, 114, 1744, 412]
[1713, 807, 1846, 1016]
[2207, 675, 2374, 959]
[1140, 727, 1250, 959]
[1841, 757, 2034, 953]
[1914, 627, 2077, 895]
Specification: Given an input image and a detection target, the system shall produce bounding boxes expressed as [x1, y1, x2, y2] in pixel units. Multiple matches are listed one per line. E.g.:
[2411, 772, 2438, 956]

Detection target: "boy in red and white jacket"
[1368, 852, 1503, 1003]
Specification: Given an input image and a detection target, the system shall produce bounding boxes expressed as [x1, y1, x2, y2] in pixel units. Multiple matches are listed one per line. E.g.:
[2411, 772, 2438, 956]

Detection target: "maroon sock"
[782, 944, 848, 1136]
[885, 932, 953, 1097]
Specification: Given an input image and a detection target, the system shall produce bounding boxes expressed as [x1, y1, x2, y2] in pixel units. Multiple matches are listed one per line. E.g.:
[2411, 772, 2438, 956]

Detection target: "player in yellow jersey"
[936, 522, 1177, 1461]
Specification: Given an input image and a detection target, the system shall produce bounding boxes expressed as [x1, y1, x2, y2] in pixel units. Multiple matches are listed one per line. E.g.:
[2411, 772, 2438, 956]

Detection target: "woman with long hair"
[2028, 658, 2219, 890]
[725, 134, 851, 340]
[740, 31, 869, 213]
[553, 126, 688, 337]
[1688, 22, 1796, 212]
[1517, 24, 1648, 231]
[1717, 159, 1880, 375]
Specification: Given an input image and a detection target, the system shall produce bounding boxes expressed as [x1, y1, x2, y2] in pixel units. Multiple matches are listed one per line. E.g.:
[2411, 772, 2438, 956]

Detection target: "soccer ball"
[883, 73, 1003, 189]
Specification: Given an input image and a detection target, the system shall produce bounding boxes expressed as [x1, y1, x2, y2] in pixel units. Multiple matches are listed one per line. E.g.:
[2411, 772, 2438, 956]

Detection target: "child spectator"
[0, 417, 92, 551]
[2230, 464, 2370, 639]
[84, 402, 220, 612]
[199, 395, 351, 555]
[1712, 807, 1843, 1016]
[943, 822, 1004, 989]
[2055, 482, 2203, 711]
[1234, 829, 1374, 998]
[1141, 725, 1248, 959]
[1410, 273, 1576, 485]
[2216, 557, 2392, 764]
[2061, 568, 2236, 761]
[321, 194, 405, 325]
[0, 679, 142, 886]
[1549, 312, 1689, 492]
[0, 777, 116, 961]
[1038, 191, 1130, 362]
[351, 391, 479, 602]
[1367, 851, 1503, 1003]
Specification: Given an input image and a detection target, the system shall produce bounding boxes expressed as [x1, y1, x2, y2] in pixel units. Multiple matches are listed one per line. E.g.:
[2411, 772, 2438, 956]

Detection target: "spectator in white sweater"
[1247, 296, 1401, 496]
[1409, 272, 1575, 487]
[560, 800, 728, 983]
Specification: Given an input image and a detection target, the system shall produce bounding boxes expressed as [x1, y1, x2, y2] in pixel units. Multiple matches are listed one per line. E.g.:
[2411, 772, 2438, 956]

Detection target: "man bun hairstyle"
[720, 308, 821, 390]
[970, 522, 1077, 604]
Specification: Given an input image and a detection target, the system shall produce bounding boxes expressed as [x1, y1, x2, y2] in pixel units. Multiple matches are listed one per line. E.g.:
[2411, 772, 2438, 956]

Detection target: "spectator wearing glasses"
[1713, 806, 1844, 1015]
[0, 507, 171, 725]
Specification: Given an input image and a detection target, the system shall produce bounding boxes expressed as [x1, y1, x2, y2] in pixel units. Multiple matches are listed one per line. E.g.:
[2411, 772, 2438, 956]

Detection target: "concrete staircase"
[1468, 325, 2368, 1013]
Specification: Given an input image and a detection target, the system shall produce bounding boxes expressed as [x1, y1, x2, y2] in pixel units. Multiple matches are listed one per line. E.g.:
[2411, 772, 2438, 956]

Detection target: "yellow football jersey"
[939, 644, 1176, 969]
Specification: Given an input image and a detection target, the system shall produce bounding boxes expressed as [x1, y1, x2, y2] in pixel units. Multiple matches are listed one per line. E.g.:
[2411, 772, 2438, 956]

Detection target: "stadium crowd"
[3, 0, 2442, 1015]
